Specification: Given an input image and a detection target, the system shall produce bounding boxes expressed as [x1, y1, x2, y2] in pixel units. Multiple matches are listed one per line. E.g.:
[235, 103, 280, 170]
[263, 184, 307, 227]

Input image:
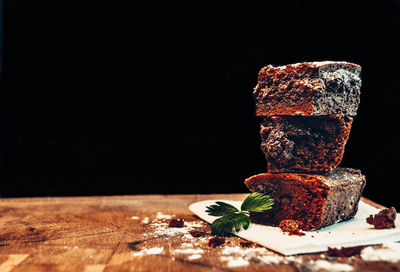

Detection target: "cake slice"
[260, 114, 352, 173]
[244, 168, 366, 230]
[253, 61, 361, 117]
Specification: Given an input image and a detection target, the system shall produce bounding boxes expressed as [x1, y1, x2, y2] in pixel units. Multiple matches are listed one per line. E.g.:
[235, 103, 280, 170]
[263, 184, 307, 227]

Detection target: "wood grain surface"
[0, 194, 398, 272]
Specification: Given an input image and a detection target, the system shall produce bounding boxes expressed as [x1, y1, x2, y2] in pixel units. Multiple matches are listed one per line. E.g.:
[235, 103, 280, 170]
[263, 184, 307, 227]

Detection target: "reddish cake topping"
[366, 207, 397, 229]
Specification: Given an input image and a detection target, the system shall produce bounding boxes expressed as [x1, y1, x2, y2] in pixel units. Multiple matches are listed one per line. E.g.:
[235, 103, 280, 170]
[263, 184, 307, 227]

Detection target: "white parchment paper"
[189, 200, 400, 255]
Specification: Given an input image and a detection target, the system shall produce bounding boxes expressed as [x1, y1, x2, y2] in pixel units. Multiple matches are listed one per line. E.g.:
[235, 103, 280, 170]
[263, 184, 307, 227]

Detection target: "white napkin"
[189, 200, 400, 256]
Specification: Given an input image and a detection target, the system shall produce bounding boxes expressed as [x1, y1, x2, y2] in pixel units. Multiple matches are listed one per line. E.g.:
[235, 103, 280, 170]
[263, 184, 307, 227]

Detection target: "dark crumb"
[240, 241, 253, 247]
[366, 207, 397, 229]
[327, 246, 364, 257]
[28, 227, 36, 232]
[208, 237, 225, 248]
[279, 220, 305, 236]
[311, 235, 315, 238]
[189, 230, 207, 237]
[168, 219, 184, 228]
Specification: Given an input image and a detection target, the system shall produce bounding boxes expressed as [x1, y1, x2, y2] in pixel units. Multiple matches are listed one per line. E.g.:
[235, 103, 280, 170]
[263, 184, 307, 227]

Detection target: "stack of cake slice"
[245, 61, 366, 230]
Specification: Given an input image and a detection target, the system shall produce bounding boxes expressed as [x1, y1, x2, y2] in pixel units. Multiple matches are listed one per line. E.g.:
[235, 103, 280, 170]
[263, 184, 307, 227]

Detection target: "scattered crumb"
[131, 216, 140, 220]
[169, 219, 184, 228]
[279, 220, 305, 236]
[141, 217, 149, 224]
[366, 207, 396, 229]
[208, 237, 225, 248]
[240, 241, 253, 247]
[189, 230, 207, 237]
[327, 246, 364, 257]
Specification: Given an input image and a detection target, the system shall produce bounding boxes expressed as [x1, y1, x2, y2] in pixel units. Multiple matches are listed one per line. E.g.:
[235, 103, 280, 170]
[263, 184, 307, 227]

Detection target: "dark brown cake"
[366, 207, 397, 229]
[279, 220, 305, 236]
[260, 114, 352, 173]
[253, 61, 361, 117]
[244, 168, 366, 230]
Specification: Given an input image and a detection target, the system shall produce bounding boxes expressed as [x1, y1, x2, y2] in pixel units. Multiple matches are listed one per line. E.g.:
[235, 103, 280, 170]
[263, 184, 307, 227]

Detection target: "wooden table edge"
[0, 194, 385, 209]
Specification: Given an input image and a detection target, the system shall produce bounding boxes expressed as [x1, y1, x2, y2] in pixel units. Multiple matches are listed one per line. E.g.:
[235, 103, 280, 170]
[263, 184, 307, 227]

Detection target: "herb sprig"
[206, 193, 274, 236]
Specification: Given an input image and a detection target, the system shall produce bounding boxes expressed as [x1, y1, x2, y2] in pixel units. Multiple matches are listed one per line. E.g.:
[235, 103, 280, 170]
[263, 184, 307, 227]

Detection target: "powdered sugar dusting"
[220, 256, 250, 267]
[218, 245, 294, 267]
[135, 213, 209, 261]
[187, 254, 202, 260]
[173, 248, 204, 254]
[156, 212, 172, 220]
[132, 213, 396, 270]
[146, 220, 204, 239]
[361, 242, 400, 262]
[271, 61, 358, 69]
[306, 260, 353, 271]
[133, 247, 164, 256]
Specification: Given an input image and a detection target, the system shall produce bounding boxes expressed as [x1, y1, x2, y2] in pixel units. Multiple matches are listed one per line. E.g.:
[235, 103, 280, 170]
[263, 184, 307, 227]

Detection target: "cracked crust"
[253, 61, 361, 117]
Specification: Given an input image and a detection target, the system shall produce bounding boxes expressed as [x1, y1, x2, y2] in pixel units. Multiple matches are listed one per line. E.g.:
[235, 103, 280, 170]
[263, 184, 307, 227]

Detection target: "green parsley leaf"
[241, 192, 274, 213]
[205, 201, 239, 216]
[210, 212, 250, 236]
[205, 193, 274, 236]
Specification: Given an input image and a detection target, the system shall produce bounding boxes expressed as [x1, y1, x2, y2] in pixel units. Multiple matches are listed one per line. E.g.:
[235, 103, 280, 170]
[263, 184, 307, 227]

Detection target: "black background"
[1, 0, 400, 209]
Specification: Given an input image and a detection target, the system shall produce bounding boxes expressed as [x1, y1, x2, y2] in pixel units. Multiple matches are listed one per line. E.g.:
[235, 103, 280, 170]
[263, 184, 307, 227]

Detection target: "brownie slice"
[253, 61, 361, 117]
[244, 168, 366, 230]
[260, 114, 352, 173]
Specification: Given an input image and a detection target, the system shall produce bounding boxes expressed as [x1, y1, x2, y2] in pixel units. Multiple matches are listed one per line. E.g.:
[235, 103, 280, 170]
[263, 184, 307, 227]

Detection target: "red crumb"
[208, 237, 225, 248]
[366, 207, 396, 229]
[240, 241, 253, 247]
[168, 219, 184, 228]
[327, 246, 364, 257]
[279, 220, 305, 236]
[189, 230, 207, 237]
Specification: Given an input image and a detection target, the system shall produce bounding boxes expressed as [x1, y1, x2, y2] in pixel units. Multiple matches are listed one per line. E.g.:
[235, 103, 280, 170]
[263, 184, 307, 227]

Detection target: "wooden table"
[0, 194, 398, 272]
